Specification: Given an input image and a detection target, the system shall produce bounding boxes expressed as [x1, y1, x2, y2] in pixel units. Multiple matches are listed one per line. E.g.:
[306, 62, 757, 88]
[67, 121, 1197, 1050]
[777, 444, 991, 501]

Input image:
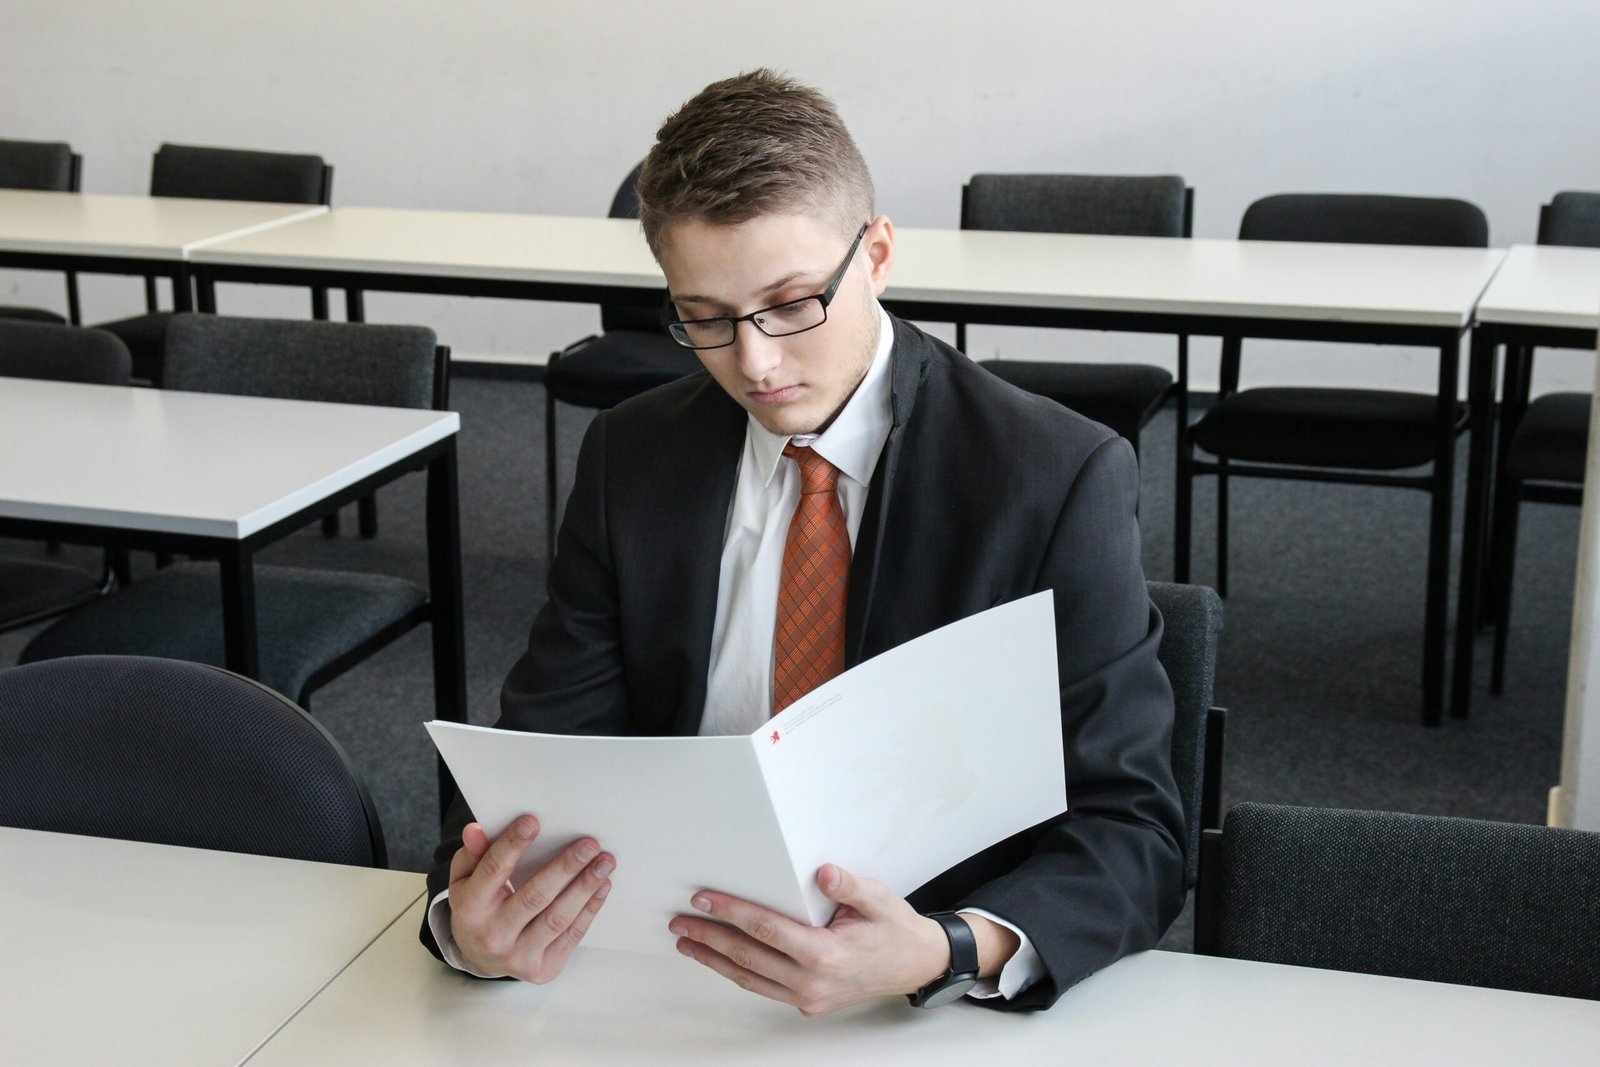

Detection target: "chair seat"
[20, 562, 428, 701]
[1506, 392, 1590, 484]
[0, 305, 67, 325]
[545, 330, 705, 410]
[0, 557, 100, 629]
[1192, 387, 1466, 470]
[982, 360, 1173, 440]
[95, 311, 172, 383]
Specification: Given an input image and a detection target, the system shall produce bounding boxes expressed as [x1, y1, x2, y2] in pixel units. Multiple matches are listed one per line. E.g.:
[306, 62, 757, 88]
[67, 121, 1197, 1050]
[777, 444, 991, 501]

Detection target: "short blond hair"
[637, 69, 875, 254]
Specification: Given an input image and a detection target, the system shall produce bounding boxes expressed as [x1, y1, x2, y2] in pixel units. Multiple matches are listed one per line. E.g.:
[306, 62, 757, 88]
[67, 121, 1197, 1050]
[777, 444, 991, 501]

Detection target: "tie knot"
[783, 443, 841, 496]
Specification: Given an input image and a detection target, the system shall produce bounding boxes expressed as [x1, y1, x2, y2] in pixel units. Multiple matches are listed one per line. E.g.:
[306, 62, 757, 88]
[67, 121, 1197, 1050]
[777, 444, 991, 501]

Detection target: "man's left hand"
[669, 863, 951, 1017]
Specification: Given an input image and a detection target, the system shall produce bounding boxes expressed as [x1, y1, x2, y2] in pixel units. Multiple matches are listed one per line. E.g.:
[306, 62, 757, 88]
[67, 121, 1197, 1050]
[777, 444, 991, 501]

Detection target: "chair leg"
[546, 390, 560, 561]
[1489, 485, 1523, 696]
[1175, 433, 1193, 584]
[1215, 458, 1229, 598]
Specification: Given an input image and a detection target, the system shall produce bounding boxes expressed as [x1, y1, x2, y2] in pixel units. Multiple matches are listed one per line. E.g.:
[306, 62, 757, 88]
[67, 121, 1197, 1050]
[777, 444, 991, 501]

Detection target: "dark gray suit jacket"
[423, 314, 1186, 1011]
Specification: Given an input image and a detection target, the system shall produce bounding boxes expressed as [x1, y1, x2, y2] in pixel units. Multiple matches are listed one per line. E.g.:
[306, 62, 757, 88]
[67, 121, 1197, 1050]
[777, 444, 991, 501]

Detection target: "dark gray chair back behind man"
[0, 137, 83, 325]
[1147, 581, 1225, 889]
[0, 655, 386, 866]
[1197, 802, 1600, 1001]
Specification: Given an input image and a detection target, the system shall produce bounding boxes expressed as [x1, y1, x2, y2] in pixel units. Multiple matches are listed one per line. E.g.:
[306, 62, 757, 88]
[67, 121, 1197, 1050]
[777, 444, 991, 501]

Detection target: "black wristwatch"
[907, 911, 980, 1008]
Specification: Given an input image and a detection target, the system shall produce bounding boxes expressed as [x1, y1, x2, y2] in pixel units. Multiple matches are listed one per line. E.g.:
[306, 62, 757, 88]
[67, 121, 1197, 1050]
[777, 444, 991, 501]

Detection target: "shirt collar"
[747, 304, 895, 489]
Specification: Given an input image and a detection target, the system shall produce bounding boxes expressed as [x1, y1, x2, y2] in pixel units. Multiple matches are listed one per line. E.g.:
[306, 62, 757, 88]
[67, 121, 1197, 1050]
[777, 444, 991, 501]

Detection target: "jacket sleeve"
[420, 411, 634, 962]
[956, 434, 1187, 1011]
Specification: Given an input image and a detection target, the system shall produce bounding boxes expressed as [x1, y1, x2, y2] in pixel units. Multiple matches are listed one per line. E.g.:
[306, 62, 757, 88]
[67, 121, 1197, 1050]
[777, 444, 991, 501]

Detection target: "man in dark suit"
[422, 69, 1185, 1014]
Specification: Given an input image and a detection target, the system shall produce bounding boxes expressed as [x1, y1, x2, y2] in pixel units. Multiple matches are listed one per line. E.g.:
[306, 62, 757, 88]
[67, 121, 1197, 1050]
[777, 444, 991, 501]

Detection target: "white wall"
[3, 0, 1597, 392]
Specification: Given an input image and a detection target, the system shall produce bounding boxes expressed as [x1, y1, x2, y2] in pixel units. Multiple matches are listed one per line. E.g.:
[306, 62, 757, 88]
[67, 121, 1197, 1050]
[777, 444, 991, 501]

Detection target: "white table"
[0, 189, 328, 317]
[191, 208, 1504, 720]
[1451, 245, 1600, 719]
[0, 378, 464, 710]
[0, 827, 423, 1067]
[245, 895, 1600, 1066]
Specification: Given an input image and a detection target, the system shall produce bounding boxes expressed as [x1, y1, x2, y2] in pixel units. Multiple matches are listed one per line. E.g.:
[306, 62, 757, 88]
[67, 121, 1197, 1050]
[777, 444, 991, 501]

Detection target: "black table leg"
[219, 545, 260, 680]
[1451, 328, 1501, 719]
[195, 267, 217, 314]
[172, 265, 194, 313]
[426, 441, 468, 816]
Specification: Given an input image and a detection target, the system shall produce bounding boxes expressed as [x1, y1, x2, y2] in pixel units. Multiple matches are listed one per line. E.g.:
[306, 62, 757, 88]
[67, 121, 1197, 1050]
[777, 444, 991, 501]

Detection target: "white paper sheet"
[426, 590, 1065, 955]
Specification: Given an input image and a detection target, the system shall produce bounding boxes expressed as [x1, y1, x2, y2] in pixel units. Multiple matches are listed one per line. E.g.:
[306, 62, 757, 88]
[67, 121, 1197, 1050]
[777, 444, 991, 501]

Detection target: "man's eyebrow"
[672, 268, 823, 311]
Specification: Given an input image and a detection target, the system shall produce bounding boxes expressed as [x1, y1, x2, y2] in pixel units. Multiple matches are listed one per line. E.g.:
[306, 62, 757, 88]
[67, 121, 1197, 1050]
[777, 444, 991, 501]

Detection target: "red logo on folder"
[770, 730, 781, 744]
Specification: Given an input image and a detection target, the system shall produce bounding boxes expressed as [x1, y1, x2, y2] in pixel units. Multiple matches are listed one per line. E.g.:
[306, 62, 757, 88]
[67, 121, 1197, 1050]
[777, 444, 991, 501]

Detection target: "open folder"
[425, 590, 1066, 956]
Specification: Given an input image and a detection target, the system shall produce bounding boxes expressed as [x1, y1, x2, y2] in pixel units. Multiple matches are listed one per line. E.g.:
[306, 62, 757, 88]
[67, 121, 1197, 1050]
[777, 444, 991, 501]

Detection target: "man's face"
[656, 212, 894, 437]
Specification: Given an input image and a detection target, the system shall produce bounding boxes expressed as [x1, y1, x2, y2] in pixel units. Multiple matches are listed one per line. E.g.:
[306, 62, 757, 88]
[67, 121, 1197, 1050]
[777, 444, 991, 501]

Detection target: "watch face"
[918, 975, 980, 1009]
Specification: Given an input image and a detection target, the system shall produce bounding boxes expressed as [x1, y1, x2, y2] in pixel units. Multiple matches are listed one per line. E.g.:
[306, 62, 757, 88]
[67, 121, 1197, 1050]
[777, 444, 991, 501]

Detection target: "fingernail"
[669, 921, 687, 936]
[595, 882, 611, 901]
[574, 842, 597, 863]
[691, 894, 712, 913]
[592, 857, 613, 878]
[514, 818, 535, 840]
[677, 940, 695, 957]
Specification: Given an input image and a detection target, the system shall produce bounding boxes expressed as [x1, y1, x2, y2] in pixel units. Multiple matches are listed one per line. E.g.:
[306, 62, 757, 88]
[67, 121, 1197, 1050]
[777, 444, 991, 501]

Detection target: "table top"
[190, 204, 664, 286]
[0, 827, 423, 1067]
[1473, 243, 1600, 332]
[192, 206, 1505, 329]
[0, 190, 328, 262]
[0, 378, 458, 538]
[248, 895, 1600, 1066]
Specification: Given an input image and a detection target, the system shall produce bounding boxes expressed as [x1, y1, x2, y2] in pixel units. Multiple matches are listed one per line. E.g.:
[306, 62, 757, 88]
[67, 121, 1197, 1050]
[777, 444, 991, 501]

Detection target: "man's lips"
[747, 384, 802, 404]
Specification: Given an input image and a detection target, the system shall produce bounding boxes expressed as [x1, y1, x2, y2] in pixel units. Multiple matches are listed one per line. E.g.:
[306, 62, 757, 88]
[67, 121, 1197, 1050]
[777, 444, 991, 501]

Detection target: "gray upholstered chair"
[1195, 802, 1600, 1001]
[0, 137, 83, 325]
[959, 173, 1193, 457]
[1487, 191, 1600, 693]
[19, 314, 448, 709]
[543, 161, 704, 555]
[93, 143, 335, 387]
[1179, 193, 1489, 725]
[0, 320, 131, 631]
[0, 655, 385, 866]
[1148, 581, 1226, 891]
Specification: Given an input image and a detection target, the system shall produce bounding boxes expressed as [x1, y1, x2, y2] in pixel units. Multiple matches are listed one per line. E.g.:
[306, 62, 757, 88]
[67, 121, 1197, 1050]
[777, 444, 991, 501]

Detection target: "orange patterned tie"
[772, 444, 851, 715]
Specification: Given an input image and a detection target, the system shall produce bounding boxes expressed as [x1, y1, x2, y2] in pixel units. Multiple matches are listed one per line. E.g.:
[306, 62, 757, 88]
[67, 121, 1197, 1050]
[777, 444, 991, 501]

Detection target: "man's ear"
[864, 215, 895, 296]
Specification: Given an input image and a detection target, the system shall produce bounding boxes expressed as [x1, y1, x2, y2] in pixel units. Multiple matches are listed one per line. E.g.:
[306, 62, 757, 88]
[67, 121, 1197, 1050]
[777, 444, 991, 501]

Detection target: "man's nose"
[733, 320, 783, 381]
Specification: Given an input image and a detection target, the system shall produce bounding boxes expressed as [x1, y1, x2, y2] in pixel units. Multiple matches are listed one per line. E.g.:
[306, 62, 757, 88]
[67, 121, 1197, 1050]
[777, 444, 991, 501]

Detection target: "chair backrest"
[163, 313, 442, 410]
[0, 137, 80, 191]
[0, 320, 131, 384]
[962, 173, 1191, 238]
[1148, 581, 1225, 887]
[1204, 802, 1600, 1000]
[0, 655, 385, 866]
[149, 142, 332, 205]
[1239, 193, 1489, 248]
[601, 160, 666, 334]
[1540, 191, 1600, 248]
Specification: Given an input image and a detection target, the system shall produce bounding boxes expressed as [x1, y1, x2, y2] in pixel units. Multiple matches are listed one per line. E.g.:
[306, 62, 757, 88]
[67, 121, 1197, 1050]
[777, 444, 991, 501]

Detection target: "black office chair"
[1147, 581, 1227, 892]
[1179, 193, 1488, 724]
[0, 655, 385, 866]
[543, 161, 704, 555]
[19, 314, 449, 710]
[0, 137, 83, 325]
[1486, 192, 1600, 693]
[0, 320, 132, 630]
[92, 143, 336, 387]
[1194, 802, 1600, 1001]
[959, 174, 1193, 457]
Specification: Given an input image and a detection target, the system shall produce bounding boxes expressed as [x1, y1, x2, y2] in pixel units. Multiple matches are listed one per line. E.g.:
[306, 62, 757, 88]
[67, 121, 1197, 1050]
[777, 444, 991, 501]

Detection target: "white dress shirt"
[432, 305, 1042, 1000]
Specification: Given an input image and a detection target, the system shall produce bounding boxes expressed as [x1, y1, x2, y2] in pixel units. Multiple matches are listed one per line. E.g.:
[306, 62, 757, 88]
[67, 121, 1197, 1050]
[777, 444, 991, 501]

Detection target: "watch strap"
[907, 911, 981, 1008]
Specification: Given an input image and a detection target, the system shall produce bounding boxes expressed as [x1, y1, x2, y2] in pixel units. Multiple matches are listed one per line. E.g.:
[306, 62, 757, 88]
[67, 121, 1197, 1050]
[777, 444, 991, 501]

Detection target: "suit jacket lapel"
[846, 315, 929, 666]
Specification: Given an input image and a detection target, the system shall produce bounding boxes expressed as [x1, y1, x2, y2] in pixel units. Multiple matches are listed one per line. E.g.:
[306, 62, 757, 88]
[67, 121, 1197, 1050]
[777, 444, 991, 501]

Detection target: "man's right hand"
[447, 814, 615, 982]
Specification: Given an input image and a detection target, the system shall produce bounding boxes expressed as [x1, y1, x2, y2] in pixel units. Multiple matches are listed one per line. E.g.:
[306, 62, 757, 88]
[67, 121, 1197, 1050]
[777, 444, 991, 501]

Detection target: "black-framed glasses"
[663, 221, 871, 350]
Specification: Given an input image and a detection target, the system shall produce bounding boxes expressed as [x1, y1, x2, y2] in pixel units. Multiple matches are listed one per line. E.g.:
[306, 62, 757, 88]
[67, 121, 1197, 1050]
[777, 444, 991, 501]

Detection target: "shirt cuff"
[957, 908, 1043, 1001]
[426, 889, 503, 979]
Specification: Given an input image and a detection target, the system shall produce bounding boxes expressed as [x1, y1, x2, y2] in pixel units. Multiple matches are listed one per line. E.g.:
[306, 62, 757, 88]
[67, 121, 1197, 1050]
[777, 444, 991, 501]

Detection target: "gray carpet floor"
[0, 375, 1578, 952]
